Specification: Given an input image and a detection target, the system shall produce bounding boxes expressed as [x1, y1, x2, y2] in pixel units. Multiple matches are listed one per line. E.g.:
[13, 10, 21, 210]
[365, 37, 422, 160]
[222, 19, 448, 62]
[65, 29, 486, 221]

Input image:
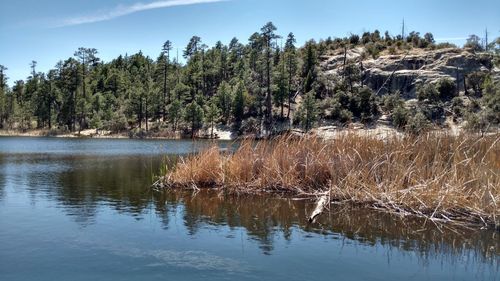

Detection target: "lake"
[0, 136, 498, 281]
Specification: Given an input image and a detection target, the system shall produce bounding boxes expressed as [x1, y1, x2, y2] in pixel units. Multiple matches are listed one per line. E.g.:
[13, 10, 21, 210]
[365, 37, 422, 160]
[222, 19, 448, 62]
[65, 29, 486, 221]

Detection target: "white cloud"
[55, 0, 226, 27]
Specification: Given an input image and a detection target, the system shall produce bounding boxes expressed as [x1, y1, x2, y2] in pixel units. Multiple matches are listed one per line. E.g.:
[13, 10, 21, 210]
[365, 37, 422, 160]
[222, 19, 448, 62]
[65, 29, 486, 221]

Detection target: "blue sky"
[1, 0, 499, 85]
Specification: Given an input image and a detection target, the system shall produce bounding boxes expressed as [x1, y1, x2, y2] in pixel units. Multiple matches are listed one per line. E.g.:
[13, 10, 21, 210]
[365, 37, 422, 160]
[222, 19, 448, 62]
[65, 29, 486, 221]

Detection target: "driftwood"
[308, 195, 329, 223]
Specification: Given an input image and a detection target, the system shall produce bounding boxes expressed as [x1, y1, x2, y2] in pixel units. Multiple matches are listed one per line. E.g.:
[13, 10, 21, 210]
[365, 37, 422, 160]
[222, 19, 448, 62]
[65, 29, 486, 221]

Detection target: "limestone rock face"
[320, 47, 497, 98]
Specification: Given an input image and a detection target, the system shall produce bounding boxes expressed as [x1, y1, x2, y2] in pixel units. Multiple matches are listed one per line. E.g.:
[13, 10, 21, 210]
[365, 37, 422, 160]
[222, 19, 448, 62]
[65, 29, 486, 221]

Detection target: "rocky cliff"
[320, 47, 499, 98]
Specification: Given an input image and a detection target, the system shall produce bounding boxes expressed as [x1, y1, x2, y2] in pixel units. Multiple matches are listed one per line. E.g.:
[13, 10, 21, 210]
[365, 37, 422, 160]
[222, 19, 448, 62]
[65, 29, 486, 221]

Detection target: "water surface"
[0, 136, 498, 281]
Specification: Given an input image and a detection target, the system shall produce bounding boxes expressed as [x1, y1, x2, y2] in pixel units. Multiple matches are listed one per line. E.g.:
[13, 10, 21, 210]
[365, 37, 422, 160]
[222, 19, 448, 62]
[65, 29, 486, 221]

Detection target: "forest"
[0, 22, 499, 138]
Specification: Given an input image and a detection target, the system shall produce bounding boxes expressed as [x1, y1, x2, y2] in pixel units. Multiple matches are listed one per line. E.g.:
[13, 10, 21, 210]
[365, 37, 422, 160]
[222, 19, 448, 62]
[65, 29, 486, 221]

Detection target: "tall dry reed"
[161, 133, 500, 227]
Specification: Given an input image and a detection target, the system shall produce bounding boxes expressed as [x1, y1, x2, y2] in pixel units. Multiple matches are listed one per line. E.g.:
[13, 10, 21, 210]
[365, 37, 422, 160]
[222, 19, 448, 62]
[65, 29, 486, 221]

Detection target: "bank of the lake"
[0, 127, 237, 140]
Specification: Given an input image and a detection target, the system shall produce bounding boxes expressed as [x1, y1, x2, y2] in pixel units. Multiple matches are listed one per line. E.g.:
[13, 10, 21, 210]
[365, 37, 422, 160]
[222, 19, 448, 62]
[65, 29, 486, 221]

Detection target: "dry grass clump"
[160, 133, 500, 227]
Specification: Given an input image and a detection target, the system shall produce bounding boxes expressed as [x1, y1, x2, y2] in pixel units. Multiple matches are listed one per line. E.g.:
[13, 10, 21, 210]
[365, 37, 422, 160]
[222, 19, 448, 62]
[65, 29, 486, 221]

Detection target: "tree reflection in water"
[1, 152, 497, 266]
[155, 190, 498, 264]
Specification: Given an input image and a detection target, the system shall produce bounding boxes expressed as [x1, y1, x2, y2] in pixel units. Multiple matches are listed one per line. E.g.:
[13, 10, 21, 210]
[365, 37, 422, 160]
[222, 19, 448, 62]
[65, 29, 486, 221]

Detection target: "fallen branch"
[308, 194, 329, 223]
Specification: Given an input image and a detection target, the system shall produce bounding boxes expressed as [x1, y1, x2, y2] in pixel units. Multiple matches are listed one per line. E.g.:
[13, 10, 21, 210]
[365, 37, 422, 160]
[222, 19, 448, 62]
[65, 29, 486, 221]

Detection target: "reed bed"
[158, 133, 500, 228]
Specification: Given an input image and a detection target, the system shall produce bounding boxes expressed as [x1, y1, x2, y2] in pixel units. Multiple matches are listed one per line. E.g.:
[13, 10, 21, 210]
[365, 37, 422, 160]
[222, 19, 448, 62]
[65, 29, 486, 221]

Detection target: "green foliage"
[466, 71, 487, 97]
[481, 76, 500, 124]
[465, 112, 490, 132]
[417, 83, 438, 101]
[295, 91, 318, 131]
[184, 100, 204, 137]
[216, 81, 233, 125]
[406, 111, 431, 134]
[451, 97, 465, 120]
[167, 98, 183, 131]
[205, 100, 221, 138]
[349, 34, 360, 45]
[338, 109, 353, 124]
[382, 93, 404, 112]
[436, 78, 457, 101]
[302, 40, 318, 93]
[0, 26, 496, 136]
[232, 81, 246, 124]
[356, 87, 379, 122]
[417, 78, 456, 102]
[464, 35, 483, 52]
[392, 106, 409, 129]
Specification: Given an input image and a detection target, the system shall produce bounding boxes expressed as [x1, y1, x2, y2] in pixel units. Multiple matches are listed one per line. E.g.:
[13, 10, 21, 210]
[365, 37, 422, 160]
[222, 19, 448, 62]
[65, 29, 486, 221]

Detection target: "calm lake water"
[0, 136, 498, 281]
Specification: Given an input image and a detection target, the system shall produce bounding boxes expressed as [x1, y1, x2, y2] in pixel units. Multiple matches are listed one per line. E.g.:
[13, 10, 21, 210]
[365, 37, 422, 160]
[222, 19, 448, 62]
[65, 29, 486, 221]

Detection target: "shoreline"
[0, 123, 489, 141]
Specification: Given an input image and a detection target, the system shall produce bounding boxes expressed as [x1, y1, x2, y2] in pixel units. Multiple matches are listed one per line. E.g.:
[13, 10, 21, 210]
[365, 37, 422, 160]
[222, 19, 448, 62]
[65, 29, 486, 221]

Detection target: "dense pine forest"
[0, 22, 499, 138]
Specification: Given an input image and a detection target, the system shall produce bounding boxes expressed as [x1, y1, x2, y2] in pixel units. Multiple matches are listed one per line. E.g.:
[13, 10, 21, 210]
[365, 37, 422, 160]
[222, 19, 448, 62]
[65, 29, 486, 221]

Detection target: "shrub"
[392, 106, 409, 129]
[417, 78, 457, 102]
[466, 71, 487, 97]
[339, 109, 353, 124]
[382, 93, 404, 111]
[482, 76, 500, 124]
[295, 91, 318, 131]
[240, 117, 260, 135]
[417, 83, 439, 101]
[435, 42, 457, 49]
[349, 34, 360, 45]
[406, 111, 431, 134]
[465, 112, 490, 133]
[436, 78, 457, 101]
[357, 87, 379, 122]
[451, 97, 464, 119]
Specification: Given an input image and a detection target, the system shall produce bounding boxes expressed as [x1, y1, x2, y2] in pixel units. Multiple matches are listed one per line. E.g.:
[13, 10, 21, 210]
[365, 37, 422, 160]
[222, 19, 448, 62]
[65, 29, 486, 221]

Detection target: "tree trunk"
[211, 121, 214, 139]
[145, 96, 148, 132]
[81, 59, 86, 133]
[191, 119, 195, 139]
[265, 46, 273, 132]
[139, 97, 143, 129]
[163, 53, 169, 120]
[72, 91, 76, 132]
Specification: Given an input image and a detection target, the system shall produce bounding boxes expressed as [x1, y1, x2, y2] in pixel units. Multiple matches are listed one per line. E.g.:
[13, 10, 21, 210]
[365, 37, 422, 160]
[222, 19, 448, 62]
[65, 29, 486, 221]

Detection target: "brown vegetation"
[158, 134, 500, 228]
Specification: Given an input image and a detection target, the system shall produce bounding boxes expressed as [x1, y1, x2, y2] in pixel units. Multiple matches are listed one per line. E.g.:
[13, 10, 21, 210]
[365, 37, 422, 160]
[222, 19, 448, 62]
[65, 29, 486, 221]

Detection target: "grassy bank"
[158, 133, 500, 228]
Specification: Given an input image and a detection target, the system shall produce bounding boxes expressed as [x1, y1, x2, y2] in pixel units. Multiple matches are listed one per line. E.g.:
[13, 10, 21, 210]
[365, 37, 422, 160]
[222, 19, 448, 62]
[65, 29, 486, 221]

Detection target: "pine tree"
[0, 65, 8, 127]
[216, 81, 233, 125]
[205, 100, 220, 138]
[167, 98, 182, 131]
[232, 81, 246, 127]
[184, 100, 204, 138]
[162, 40, 173, 119]
[296, 91, 318, 132]
[260, 22, 280, 132]
[284, 33, 298, 119]
[302, 40, 317, 94]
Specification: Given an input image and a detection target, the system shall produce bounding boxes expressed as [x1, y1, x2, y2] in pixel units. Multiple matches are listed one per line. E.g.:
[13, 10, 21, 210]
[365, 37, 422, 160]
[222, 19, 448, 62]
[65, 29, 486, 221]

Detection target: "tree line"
[0, 23, 498, 137]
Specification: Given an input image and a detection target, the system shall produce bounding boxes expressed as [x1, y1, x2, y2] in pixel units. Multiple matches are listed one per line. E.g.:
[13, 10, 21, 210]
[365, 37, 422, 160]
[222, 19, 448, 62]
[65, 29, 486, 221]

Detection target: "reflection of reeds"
[157, 190, 499, 262]
[159, 133, 500, 228]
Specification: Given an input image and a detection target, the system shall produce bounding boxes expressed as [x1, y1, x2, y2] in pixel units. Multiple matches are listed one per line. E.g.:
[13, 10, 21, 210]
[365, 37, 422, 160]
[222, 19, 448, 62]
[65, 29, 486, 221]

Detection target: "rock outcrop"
[320, 47, 498, 98]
